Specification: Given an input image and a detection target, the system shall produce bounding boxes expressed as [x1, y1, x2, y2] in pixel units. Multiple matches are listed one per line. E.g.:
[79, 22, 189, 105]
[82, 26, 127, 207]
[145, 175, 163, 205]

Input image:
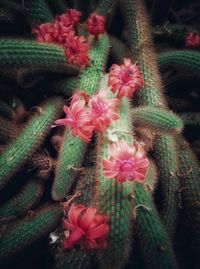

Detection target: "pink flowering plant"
[108, 58, 144, 98]
[62, 203, 109, 250]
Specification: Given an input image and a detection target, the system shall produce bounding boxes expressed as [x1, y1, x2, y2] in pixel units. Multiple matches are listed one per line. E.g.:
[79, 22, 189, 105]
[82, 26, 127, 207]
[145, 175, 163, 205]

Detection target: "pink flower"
[62, 203, 109, 250]
[102, 140, 149, 183]
[66, 9, 82, 25]
[54, 92, 93, 142]
[108, 58, 144, 98]
[32, 23, 54, 43]
[56, 14, 73, 28]
[52, 20, 73, 43]
[86, 12, 105, 37]
[89, 88, 119, 132]
[64, 31, 90, 67]
[185, 32, 200, 48]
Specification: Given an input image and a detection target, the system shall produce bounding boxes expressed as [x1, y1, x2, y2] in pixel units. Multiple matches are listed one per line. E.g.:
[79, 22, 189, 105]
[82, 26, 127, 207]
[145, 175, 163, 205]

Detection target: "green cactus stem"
[24, 0, 53, 25]
[121, 0, 166, 107]
[0, 204, 62, 263]
[0, 39, 78, 76]
[177, 136, 200, 237]
[122, 0, 180, 237]
[52, 35, 110, 201]
[132, 106, 183, 134]
[54, 247, 93, 269]
[153, 135, 179, 236]
[47, 0, 67, 15]
[134, 180, 179, 269]
[53, 167, 97, 269]
[158, 51, 200, 78]
[96, 91, 134, 268]
[0, 177, 44, 220]
[0, 97, 63, 191]
[144, 159, 158, 194]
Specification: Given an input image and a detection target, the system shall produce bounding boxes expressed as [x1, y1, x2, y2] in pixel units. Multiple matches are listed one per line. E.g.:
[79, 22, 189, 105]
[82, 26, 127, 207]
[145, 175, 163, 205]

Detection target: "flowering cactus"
[0, 1, 199, 269]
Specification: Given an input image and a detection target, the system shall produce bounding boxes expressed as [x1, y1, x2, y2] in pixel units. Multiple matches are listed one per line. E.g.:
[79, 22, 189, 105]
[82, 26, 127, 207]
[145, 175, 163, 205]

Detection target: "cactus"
[0, 176, 44, 219]
[24, 0, 54, 25]
[0, 0, 199, 268]
[158, 51, 200, 77]
[52, 35, 110, 201]
[132, 106, 183, 134]
[0, 204, 62, 263]
[134, 180, 178, 269]
[0, 97, 63, 190]
[177, 136, 200, 236]
[0, 39, 78, 75]
[153, 135, 179, 236]
[96, 88, 135, 268]
[122, 0, 180, 238]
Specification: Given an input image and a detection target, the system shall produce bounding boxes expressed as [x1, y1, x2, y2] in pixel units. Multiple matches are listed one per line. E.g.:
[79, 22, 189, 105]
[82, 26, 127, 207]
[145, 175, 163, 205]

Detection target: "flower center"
[119, 160, 135, 179]
[92, 100, 108, 117]
[122, 69, 133, 83]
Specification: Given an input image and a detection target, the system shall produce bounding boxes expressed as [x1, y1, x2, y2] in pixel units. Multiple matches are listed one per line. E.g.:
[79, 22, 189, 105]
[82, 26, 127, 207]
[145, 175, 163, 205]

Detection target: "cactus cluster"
[0, 0, 199, 269]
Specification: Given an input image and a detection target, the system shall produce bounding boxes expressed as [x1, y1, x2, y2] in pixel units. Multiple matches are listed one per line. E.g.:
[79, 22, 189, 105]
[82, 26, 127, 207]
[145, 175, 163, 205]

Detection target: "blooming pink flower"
[86, 12, 105, 37]
[64, 31, 90, 67]
[102, 140, 149, 183]
[185, 32, 200, 48]
[62, 203, 109, 250]
[32, 23, 54, 43]
[108, 58, 144, 98]
[52, 20, 73, 43]
[65, 9, 82, 25]
[89, 88, 119, 132]
[54, 92, 93, 142]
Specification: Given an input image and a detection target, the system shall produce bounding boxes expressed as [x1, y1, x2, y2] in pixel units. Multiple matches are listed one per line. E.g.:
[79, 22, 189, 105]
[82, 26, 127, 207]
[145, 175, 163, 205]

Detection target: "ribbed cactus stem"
[54, 166, 97, 269]
[134, 181, 179, 269]
[177, 136, 200, 237]
[0, 97, 63, 190]
[144, 159, 158, 194]
[0, 177, 44, 219]
[158, 51, 200, 78]
[122, 0, 179, 237]
[96, 86, 134, 268]
[24, 0, 53, 25]
[0, 204, 62, 263]
[132, 106, 183, 134]
[121, 0, 166, 107]
[0, 39, 78, 75]
[52, 35, 110, 201]
[153, 135, 179, 235]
